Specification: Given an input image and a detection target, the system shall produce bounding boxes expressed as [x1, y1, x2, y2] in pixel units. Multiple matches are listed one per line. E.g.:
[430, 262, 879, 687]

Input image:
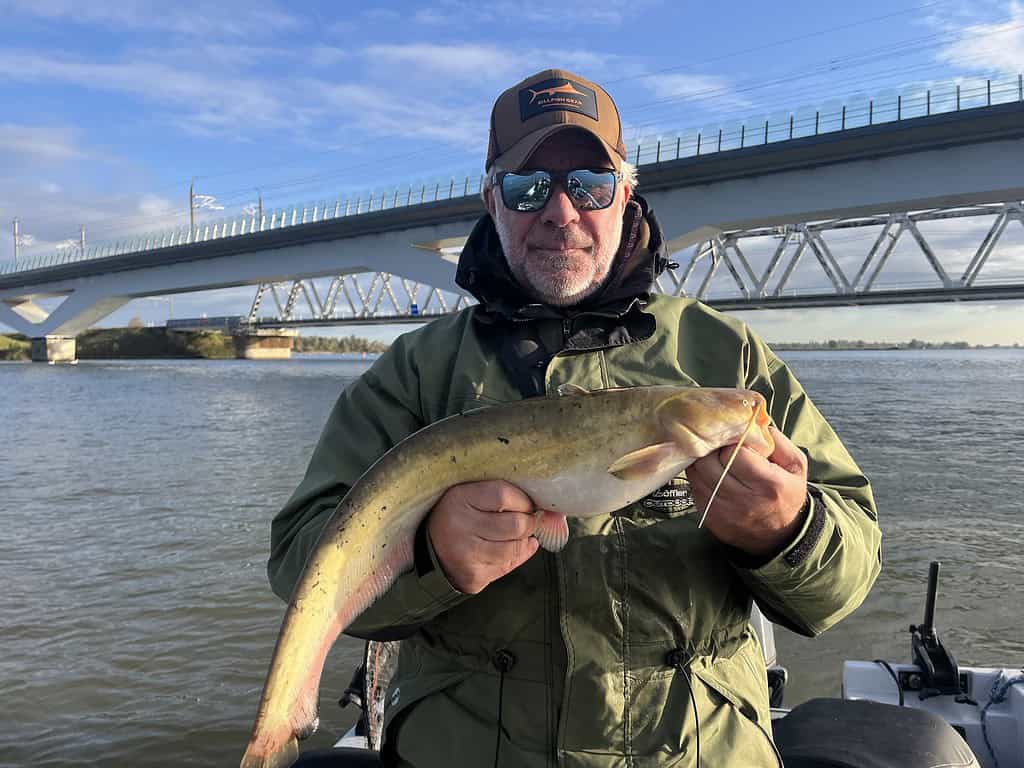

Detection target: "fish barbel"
[241, 385, 773, 768]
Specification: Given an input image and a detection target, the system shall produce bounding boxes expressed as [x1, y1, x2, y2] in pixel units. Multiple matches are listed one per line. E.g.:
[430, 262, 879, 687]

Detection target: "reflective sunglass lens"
[566, 170, 616, 210]
[500, 169, 617, 212]
[502, 172, 550, 212]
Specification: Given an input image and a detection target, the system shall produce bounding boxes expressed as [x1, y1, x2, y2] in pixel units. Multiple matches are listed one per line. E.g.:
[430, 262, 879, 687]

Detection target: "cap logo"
[519, 78, 598, 122]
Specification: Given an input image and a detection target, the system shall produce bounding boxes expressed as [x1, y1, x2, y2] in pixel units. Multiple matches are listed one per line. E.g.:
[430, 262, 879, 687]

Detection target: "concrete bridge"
[2, 77, 1023, 362]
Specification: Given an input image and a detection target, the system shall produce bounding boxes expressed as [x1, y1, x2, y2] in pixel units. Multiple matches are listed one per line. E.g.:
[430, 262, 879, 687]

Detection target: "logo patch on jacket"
[642, 476, 694, 514]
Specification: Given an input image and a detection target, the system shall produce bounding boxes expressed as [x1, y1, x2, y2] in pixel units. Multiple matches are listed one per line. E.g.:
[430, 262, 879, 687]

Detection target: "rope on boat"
[981, 671, 1024, 768]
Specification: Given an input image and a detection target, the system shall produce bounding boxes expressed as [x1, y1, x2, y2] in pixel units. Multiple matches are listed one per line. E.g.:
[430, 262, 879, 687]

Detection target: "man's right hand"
[426, 480, 540, 594]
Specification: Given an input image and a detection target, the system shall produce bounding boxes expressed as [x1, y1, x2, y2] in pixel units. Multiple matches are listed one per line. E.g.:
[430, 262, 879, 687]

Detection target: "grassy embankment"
[0, 328, 390, 360]
[3, 329, 1010, 361]
[0, 328, 235, 360]
[0, 334, 30, 360]
[293, 335, 389, 354]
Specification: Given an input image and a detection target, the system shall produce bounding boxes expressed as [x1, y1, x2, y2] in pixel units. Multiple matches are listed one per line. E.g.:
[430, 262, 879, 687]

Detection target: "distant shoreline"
[769, 341, 1019, 351]
[0, 327, 388, 361]
[0, 329, 1018, 361]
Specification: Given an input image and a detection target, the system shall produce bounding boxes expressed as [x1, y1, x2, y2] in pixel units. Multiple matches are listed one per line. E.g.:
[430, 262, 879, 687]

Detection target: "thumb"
[767, 427, 807, 476]
[507, 536, 540, 572]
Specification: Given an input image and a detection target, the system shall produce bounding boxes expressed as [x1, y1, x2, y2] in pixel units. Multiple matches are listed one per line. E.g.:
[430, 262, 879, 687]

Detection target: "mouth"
[529, 245, 592, 256]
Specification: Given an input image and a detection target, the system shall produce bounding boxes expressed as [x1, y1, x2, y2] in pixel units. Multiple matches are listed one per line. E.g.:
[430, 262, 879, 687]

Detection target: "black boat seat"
[772, 697, 980, 768]
[291, 747, 380, 767]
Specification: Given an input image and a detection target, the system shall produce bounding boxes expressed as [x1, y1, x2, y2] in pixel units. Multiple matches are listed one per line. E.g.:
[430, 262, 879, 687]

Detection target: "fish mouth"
[747, 394, 774, 457]
[656, 387, 774, 457]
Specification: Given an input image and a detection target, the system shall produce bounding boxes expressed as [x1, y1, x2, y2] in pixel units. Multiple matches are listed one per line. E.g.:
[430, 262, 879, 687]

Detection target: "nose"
[540, 183, 580, 228]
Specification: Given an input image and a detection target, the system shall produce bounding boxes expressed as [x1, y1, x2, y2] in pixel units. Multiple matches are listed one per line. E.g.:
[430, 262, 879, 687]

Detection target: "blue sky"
[1, 0, 1022, 344]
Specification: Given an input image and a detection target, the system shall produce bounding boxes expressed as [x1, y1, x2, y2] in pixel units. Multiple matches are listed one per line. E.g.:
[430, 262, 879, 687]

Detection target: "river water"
[1, 348, 1022, 767]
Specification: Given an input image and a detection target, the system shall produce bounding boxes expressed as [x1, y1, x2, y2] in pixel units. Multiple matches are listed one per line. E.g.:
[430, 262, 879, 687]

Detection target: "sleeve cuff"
[412, 520, 466, 607]
[724, 488, 824, 571]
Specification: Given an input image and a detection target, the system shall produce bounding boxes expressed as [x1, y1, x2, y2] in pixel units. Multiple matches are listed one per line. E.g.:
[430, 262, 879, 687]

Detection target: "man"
[270, 69, 882, 767]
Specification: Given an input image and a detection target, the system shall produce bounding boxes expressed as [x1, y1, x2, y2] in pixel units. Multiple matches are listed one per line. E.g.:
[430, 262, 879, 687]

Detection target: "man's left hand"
[687, 426, 809, 559]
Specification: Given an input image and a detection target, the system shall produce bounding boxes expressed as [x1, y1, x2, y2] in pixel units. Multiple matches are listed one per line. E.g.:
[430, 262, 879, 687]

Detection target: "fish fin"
[556, 383, 589, 397]
[239, 732, 299, 768]
[608, 442, 681, 481]
[533, 510, 569, 552]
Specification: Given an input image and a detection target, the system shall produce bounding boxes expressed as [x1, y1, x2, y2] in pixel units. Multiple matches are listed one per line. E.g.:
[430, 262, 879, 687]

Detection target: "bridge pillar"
[232, 328, 297, 360]
[30, 335, 77, 364]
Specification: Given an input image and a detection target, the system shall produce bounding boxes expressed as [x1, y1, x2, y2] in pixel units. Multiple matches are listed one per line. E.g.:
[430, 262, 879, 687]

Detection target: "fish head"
[655, 387, 774, 458]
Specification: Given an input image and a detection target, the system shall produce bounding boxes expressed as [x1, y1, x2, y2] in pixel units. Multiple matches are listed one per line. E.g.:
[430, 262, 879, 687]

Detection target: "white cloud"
[410, 0, 634, 27]
[638, 73, 752, 111]
[138, 194, 177, 219]
[316, 82, 485, 148]
[0, 47, 491, 147]
[0, 123, 81, 160]
[0, 50, 292, 137]
[364, 42, 611, 88]
[39, 181, 62, 194]
[308, 46, 349, 68]
[366, 43, 506, 79]
[935, 1, 1024, 75]
[0, 0, 300, 38]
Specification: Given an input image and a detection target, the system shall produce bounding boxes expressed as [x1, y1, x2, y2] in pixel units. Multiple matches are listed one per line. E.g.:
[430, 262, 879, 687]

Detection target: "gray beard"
[493, 213, 622, 307]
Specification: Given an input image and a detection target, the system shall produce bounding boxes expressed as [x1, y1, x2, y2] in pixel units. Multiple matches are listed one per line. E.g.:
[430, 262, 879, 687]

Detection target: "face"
[485, 131, 631, 307]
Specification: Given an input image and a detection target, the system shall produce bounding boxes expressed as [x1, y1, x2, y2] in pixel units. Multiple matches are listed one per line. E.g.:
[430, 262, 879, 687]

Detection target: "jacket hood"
[454, 194, 669, 320]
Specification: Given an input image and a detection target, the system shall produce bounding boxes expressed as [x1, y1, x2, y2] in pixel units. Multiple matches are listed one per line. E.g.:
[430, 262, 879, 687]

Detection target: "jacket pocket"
[690, 645, 781, 768]
[381, 669, 474, 761]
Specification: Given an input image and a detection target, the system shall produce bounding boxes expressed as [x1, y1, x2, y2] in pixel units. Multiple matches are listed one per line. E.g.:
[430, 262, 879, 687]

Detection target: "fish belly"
[515, 459, 690, 518]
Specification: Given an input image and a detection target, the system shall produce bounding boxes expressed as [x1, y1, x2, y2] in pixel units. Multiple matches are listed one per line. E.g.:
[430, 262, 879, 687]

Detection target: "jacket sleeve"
[733, 337, 882, 637]
[267, 335, 468, 640]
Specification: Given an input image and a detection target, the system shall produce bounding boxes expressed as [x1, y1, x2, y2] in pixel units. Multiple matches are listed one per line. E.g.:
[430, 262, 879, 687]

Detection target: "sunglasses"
[496, 168, 621, 213]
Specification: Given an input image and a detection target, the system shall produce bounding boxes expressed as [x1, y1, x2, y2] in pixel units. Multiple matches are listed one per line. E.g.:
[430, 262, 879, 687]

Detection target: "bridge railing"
[2, 73, 1022, 279]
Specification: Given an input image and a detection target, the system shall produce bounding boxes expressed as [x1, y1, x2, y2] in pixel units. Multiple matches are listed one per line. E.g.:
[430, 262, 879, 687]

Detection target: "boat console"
[836, 562, 1022, 768]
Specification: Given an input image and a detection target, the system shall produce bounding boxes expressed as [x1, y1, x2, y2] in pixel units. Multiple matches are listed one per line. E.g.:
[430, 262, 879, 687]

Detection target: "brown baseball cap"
[486, 68, 627, 173]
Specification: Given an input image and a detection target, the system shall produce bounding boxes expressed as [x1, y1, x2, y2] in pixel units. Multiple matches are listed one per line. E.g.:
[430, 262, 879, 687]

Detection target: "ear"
[619, 183, 633, 210]
[483, 184, 497, 219]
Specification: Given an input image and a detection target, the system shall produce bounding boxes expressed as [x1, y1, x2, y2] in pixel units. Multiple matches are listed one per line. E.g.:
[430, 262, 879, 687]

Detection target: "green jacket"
[268, 293, 881, 768]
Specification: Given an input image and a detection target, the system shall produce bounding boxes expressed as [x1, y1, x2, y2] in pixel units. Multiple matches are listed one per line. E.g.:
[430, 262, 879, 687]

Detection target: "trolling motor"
[909, 561, 970, 701]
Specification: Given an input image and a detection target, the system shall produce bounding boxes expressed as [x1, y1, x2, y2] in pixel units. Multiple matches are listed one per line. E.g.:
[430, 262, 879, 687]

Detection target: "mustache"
[528, 230, 593, 250]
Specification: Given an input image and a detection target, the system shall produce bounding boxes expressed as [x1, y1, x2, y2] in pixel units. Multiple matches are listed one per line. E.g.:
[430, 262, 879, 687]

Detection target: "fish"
[528, 82, 583, 102]
[240, 385, 774, 768]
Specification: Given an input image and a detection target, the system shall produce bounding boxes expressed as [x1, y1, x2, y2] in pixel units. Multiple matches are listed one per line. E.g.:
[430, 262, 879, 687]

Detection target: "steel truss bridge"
[241, 200, 1024, 327]
[1, 83, 1023, 359]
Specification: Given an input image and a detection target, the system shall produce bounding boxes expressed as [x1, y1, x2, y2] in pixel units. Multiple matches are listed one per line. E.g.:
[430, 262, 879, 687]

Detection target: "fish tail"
[240, 731, 299, 768]
[242, 532, 418, 768]
[240, 617, 335, 768]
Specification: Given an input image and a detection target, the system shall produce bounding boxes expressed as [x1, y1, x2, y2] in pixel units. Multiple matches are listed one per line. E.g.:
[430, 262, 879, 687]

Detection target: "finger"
[689, 448, 762, 494]
[719, 444, 782, 486]
[688, 458, 748, 506]
[473, 536, 539, 568]
[507, 536, 541, 571]
[474, 509, 541, 541]
[460, 480, 535, 515]
[766, 427, 808, 476]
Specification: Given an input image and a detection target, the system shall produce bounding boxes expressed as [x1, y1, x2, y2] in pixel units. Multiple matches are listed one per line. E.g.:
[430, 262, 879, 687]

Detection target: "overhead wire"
[603, 0, 957, 86]
[203, 18, 1024, 207]
[69, 0, 958, 200]
[12, 1, 1019, 250]
[624, 48, 1021, 140]
[620, 21, 1024, 133]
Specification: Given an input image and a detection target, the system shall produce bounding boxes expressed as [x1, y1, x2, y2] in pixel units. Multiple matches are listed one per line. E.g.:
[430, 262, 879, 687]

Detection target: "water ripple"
[1, 349, 1022, 764]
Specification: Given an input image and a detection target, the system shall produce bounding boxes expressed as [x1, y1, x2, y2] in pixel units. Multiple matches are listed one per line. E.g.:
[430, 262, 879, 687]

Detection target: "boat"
[301, 561, 1021, 767]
